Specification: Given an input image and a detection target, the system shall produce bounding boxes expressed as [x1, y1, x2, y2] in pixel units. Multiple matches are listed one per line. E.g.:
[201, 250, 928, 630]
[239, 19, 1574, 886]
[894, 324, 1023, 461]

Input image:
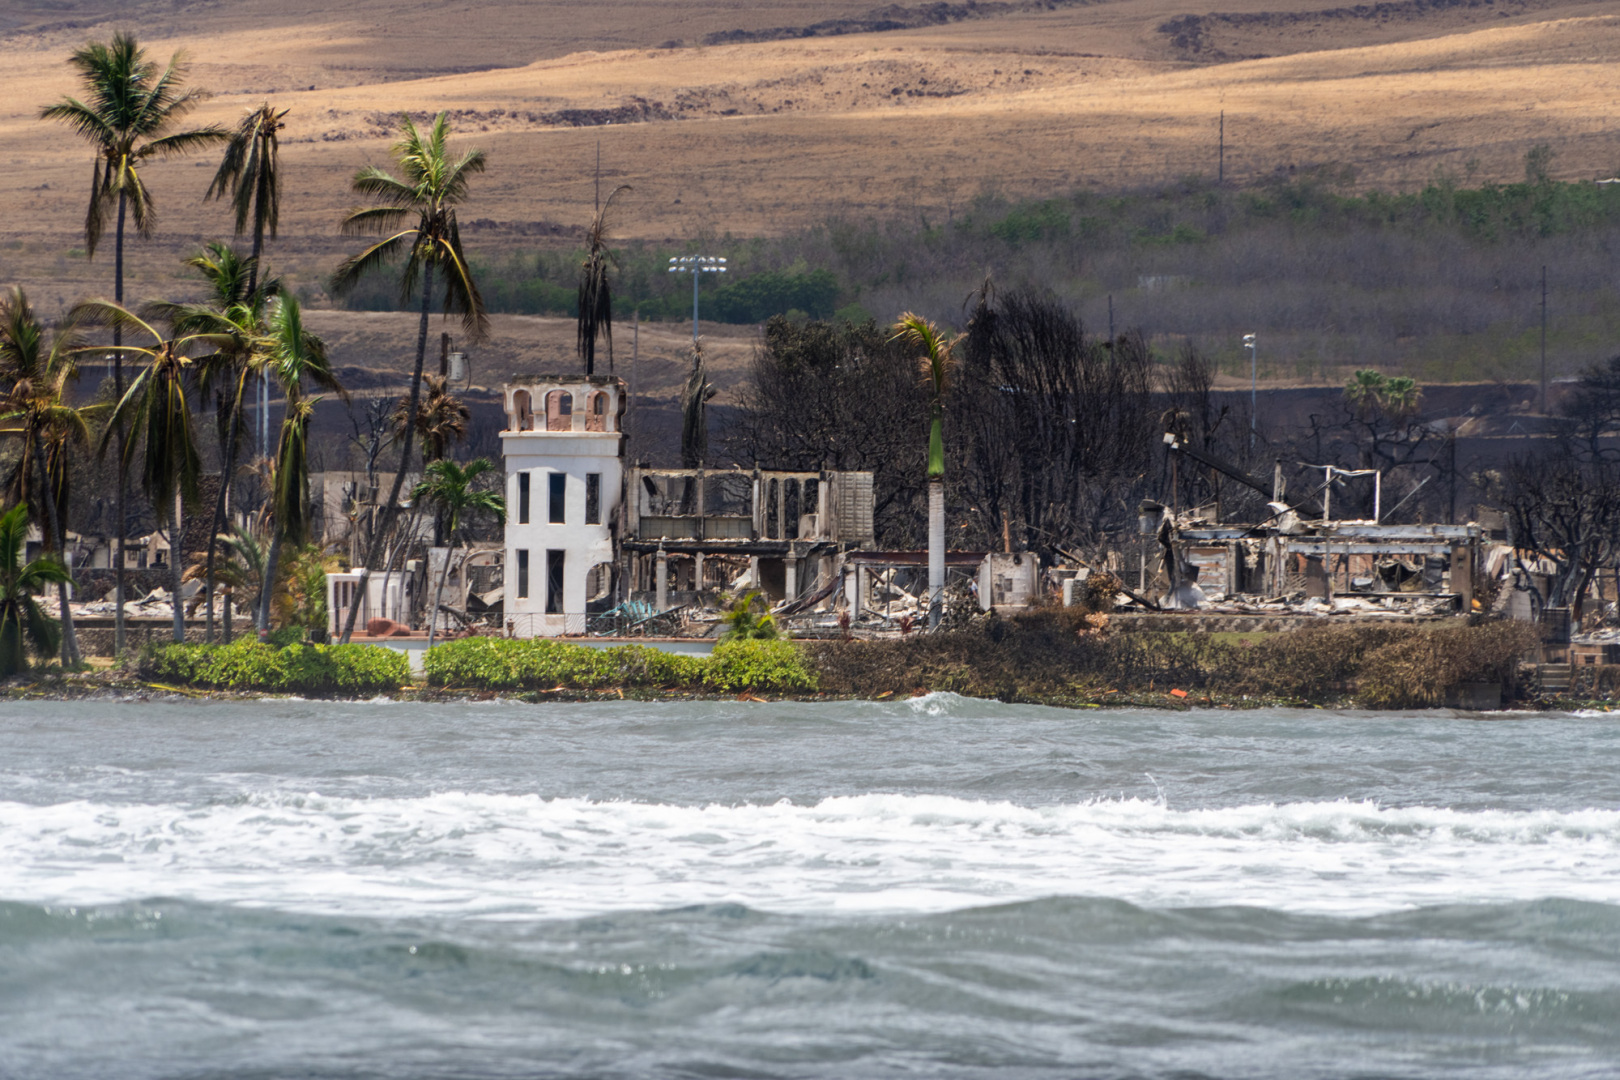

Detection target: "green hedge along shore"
[142, 639, 411, 696]
[422, 637, 817, 693]
[129, 615, 1543, 708]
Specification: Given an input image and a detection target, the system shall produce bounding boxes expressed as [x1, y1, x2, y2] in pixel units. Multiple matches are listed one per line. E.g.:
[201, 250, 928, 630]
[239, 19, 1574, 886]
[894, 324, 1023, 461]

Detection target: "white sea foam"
[2, 791, 1617, 920]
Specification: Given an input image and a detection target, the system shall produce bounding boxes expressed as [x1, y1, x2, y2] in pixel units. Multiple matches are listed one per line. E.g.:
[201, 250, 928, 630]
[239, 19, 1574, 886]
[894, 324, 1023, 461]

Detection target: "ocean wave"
[2, 791, 1618, 920]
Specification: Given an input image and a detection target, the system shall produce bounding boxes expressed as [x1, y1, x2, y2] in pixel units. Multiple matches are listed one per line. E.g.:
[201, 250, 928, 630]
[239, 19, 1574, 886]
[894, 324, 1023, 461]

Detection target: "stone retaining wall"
[1109, 612, 1458, 635]
[73, 622, 209, 656]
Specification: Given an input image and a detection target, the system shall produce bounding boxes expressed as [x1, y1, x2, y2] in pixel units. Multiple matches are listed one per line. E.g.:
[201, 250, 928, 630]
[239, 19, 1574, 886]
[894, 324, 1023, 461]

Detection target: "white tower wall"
[500, 377, 625, 636]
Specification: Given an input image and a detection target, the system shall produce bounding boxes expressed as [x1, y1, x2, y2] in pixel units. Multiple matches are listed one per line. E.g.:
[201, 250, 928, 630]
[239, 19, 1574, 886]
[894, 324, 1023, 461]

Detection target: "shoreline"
[1, 670, 1609, 713]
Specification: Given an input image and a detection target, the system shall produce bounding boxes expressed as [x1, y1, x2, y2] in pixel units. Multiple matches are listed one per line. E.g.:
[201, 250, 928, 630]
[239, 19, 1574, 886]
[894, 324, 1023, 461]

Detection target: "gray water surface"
[1, 696, 1616, 1079]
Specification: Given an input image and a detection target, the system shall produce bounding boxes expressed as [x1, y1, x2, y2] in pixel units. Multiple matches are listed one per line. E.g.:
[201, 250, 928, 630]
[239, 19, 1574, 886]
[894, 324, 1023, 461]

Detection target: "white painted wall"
[500, 378, 625, 637]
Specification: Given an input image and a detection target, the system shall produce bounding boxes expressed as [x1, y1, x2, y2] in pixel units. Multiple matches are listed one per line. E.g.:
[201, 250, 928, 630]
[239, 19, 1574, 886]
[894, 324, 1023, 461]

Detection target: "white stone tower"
[500, 376, 625, 636]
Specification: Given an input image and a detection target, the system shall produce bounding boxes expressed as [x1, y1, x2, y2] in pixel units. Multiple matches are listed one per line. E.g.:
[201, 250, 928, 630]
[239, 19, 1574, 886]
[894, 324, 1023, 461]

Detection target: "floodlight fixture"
[668, 256, 728, 342]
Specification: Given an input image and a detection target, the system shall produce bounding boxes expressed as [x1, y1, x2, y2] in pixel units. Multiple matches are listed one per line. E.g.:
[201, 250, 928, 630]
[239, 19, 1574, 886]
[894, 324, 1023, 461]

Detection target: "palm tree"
[0, 504, 73, 678]
[184, 517, 268, 642]
[393, 372, 469, 466]
[254, 295, 345, 635]
[82, 302, 224, 642]
[42, 32, 227, 654]
[411, 457, 504, 651]
[718, 591, 777, 642]
[208, 101, 288, 467]
[329, 112, 489, 644]
[578, 184, 631, 375]
[206, 102, 287, 293]
[0, 288, 98, 665]
[151, 243, 278, 641]
[891, 313, 955, 628]
[1382, 376, 1423, 424]
[392, 371, 469, 546]
[1344, 369, 1386, 419]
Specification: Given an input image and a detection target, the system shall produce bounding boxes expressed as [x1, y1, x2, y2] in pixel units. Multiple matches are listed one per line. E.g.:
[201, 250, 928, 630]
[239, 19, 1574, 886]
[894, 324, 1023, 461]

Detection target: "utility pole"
[1540, 265, 1548, 414]
[1219, 111, 1225, 185]
[1107, 294, 1114, 345]
[629, 310, 639, 457]
[1244, 333, 1257, 450]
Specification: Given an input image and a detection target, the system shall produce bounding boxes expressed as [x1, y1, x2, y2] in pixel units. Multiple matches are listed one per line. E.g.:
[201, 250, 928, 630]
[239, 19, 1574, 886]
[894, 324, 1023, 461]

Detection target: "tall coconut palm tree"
[578, 184, 631, 375]
[0, 504, 72, 679]
[411, 457, 504, 651]
[891, 313, 955, 629]
[207, 101, 288, 463]
[153, 243, 278, 641]
[0, 288, 98, 664]
[255, 295, 345, 635]
[41, 32, 226, 653]
[207, 102, 287, 292]
[328, 111, 488, 643]
[82, 302, 225, 643]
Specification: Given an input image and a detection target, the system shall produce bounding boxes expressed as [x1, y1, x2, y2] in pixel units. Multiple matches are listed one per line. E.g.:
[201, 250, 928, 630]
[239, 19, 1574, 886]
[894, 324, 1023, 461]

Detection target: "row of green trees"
[0, 31, 524, 665]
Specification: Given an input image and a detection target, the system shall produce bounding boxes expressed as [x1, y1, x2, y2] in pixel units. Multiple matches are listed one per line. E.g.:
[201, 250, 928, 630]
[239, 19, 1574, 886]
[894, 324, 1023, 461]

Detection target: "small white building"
[501, 375, 626, 636]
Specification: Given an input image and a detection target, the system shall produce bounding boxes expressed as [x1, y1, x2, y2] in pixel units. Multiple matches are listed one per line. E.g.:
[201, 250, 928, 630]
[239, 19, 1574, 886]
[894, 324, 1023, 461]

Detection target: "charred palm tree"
[329, 112, 488, 643]
[577, 184, 630, 375]
[42, 32, 226, 654]
[393, 372, 469, 545]
[393, 372, 469, 466]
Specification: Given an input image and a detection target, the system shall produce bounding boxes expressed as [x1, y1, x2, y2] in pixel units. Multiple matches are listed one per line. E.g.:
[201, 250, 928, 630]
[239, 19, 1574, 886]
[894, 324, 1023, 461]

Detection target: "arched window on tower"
[546, 390, 573, 431]
[512, 390, 534, 431]
[585, 390, 609, 432]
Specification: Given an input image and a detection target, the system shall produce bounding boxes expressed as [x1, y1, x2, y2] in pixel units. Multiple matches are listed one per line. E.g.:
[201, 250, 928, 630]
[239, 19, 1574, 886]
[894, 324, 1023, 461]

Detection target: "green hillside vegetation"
[337, 163, 1620, 383]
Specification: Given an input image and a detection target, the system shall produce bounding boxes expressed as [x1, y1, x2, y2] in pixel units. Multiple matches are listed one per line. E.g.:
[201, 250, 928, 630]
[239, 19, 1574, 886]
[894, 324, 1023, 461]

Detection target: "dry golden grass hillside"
[2, 0, 1616, 306]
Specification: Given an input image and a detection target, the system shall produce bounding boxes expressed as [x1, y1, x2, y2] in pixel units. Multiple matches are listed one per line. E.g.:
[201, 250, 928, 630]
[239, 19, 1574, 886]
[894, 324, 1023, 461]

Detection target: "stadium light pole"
[1244, 333, 1257, 450]
[668, 256, 727, 343]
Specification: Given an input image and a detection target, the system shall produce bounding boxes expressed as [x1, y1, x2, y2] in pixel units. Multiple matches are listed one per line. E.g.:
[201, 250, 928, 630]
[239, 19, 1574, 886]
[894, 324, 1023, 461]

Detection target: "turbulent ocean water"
[1, 695, 1617, 1079]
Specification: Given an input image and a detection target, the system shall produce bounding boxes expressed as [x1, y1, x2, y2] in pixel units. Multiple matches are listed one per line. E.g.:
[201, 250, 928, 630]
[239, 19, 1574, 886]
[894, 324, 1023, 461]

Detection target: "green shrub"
[139, 639, 408, 695]
[423, 637, 614, 690]
[423, 635, 808, 694]
[704, 639, 817, 693]
[600, 643, 706, 687]
[141, 642, 214, 686]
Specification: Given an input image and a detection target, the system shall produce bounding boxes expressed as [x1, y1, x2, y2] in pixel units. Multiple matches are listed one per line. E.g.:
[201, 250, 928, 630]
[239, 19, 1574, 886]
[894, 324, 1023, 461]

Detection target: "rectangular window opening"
[585, 473, 601, 525]
[545, 549, 565, 614]
[518, 473, 530, 524]
[549, 472, 567, 524]
[516, 549, 530, 599]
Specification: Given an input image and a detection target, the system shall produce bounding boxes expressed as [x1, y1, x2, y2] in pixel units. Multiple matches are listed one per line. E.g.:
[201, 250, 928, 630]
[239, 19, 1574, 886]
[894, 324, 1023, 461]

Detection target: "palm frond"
[327, 232, 412, 296]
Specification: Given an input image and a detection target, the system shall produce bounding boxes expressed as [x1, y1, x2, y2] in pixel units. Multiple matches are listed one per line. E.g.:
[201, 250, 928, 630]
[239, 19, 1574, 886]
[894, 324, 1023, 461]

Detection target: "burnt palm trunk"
[338, 262, 433, 643]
